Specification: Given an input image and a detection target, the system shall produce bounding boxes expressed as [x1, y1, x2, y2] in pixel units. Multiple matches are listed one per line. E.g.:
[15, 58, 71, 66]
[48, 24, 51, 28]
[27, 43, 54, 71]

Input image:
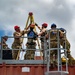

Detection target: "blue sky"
[0, 30, 5, 37]
[0, 30, 12, 37]
[0, 0, 75, 58]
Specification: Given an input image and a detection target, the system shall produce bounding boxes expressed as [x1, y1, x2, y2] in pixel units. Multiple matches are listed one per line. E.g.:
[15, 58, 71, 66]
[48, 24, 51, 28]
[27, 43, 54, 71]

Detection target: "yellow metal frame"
[16, 12, 43, 60]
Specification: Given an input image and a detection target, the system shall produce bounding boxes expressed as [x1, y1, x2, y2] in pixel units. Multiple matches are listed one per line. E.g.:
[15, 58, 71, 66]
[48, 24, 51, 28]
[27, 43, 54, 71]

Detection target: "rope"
[16, 14, 30, 60]
[30, 14, 43, 60]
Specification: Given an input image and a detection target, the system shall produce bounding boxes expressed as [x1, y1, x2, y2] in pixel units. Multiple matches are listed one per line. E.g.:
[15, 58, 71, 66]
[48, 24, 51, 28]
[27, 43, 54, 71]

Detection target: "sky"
[0, 0, 75, 58]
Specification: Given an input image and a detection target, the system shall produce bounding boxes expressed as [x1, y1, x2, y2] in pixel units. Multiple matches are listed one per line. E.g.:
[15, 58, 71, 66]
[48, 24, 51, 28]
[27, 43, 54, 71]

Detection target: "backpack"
[27, 30, 37, 39]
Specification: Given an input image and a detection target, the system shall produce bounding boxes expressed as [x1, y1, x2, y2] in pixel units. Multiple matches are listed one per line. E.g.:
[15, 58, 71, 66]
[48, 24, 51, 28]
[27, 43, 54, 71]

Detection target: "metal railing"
[0, 28, 69, 75]
[0, 36, 45, 64]
[44, 28, 69, 75]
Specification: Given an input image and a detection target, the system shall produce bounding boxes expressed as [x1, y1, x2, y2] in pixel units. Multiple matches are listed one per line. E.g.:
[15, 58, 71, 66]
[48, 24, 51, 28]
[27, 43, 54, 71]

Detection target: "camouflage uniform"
[2, 38, 8, 49]
[24, 39, 36, 60]
[2, 36, 12, 59]
[60, 37, 70, 55]
[59, 29, 71, 57]
[12, 31, 26, 59]
[36, 23, 48, 54]
[59, 29, 74, 65]
[24, 29, 37, 60]
[48, 29, 59, 64]
[40, 28, 47, 52]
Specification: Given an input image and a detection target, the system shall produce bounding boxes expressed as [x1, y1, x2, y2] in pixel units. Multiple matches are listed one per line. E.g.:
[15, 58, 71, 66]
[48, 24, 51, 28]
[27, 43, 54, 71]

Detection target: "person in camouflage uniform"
[12, 25, 27, 60]
[59, 28, 75, 65]
[2, 36, 8, 49]
[46, 24, 75, 66]
[36, 23, 48, 53]
[46, 24, 59, 65]
[2, 36, 12, 59]
[24, 24, 38, 60]
[46, 24, 65, 66]
[59, 28, 70, 56]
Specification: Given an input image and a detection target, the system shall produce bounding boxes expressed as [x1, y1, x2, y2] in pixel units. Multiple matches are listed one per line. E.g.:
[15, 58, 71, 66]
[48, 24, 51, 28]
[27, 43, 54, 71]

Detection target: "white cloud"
[0, 0, 75, 58]
[57, 4, 64, 9]
[39, 0, 54, 4]
[66, 0, 75, 4]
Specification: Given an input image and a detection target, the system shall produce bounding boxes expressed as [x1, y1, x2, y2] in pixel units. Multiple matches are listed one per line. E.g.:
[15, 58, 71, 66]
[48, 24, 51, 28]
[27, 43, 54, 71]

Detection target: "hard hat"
[14, 25, 20, 30]
[51, 23, 56, 28]
[60, 28, 65, 32]
[30, 24, 35, 28]
[42, 23, 48, 27]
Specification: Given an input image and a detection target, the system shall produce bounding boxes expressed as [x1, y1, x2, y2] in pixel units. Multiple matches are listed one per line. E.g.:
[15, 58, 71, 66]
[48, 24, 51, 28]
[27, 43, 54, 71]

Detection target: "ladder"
[44, 28, 69, 75]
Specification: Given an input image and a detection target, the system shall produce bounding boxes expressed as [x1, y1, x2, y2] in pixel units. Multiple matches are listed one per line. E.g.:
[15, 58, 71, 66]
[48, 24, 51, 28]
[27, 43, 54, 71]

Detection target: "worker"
[59, 28, 70, 56]
[2, 36, 12, 59]
[35, 23, 48, 53]
[12, 25, 27, 60]
[2, 36, 8, 49]
[59, 28, 75, 65]
[46, 23, 61, 66]
[24, 24, 38, 60]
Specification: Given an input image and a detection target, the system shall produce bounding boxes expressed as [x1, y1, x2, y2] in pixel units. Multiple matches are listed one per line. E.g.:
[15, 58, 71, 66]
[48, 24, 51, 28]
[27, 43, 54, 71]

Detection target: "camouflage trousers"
[60, 39, 70, 50]
[44, 41, 58, 63]
[24, 44, 36, 60]
[41, 42, 44, 53]
[12, 44, 22, 60]
[50, 41, 58, 64]
[60, 39, 71, 58]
